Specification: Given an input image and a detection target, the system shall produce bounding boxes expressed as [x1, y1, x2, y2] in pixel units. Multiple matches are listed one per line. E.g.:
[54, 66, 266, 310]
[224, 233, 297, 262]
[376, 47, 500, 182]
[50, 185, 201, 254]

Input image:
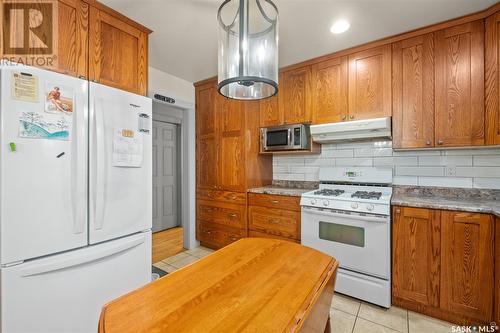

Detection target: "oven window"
[319, 221, 365, 247]
[266, 130, 288, 146]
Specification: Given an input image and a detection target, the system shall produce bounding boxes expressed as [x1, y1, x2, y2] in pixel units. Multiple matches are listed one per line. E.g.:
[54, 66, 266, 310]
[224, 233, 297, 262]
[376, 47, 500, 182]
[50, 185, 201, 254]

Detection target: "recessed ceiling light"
[330, 19, 350, 34]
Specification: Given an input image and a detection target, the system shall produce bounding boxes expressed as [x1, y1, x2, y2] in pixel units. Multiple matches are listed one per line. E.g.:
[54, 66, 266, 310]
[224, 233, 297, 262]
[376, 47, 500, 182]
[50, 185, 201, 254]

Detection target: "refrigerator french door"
[0, 65, 88, 265]
[89, 83, 152, 244]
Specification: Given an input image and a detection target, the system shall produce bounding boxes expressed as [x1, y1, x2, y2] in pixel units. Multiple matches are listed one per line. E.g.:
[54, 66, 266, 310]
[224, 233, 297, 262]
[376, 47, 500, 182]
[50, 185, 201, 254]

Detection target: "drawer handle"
[204, 208, 214, 212]
[268, 219, 280, 224]
[270, 200, 279, 204]
[228, 194, 237, 200]
[230, 236, 238, 241]
[228, 213, 237, 219]
[204, 230, 212, 235]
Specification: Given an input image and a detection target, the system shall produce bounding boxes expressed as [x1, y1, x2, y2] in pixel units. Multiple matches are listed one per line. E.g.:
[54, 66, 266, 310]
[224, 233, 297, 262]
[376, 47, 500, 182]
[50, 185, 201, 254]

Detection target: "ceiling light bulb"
[330, 19, 350, 34]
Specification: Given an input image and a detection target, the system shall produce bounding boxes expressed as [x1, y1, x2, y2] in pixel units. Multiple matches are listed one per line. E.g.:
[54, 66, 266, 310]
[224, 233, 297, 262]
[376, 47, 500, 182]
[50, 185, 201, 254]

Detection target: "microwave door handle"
[288, 128, 292, 147]
[302, 206, 388, 223]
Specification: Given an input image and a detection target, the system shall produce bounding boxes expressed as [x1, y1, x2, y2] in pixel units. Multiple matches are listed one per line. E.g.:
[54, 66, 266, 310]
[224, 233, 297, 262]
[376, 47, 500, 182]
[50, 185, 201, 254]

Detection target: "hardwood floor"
[152, 227, 184, 264]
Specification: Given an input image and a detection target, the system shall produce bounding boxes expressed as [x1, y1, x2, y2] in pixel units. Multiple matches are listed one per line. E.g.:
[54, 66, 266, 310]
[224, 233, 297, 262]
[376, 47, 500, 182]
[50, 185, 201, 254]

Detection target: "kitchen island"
[98, 238, 338, 333]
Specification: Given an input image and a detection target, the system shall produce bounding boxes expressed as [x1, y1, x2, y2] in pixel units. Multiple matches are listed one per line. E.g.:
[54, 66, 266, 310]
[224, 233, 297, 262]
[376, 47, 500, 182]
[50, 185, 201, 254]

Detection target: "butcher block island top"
[99, 238, 338, 333]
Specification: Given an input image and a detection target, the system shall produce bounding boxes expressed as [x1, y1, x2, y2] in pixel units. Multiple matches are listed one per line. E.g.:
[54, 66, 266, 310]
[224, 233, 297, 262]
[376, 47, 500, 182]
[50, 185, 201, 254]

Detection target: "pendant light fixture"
[217, 0, 279, 100]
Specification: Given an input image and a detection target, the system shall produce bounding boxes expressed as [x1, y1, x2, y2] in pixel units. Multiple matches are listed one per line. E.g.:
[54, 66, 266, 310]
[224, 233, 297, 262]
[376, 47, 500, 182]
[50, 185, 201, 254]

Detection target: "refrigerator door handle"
[92, 96, 106, 230]
[72, 88, 87, 235]
[19, 236, 145, 277]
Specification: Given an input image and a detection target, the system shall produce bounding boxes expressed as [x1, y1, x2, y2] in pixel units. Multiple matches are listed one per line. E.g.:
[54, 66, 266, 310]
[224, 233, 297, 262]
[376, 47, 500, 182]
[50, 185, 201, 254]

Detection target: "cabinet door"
[280, 67, 312, 124]
[89, 7, 148, 95]
[196, 85, 218, 190]
[393, 34, 435, 149]
[348, 45, 392, 120]
[259, 95, 282, 126]
[392, 206, 440, 308]
[312, 57, 348, 124]
[435, 21, 484, 147]
[53, 0, 88, 78]
[440, 211, 494, 322]
[485, 12, 500, 145]
[217, 96, 245, 192]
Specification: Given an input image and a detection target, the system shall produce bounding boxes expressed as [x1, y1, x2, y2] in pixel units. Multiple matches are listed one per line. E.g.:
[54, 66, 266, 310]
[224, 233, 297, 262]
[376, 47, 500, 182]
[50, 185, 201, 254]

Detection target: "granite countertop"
[391, 186, 500, 217]
[247, 180, 318, 197]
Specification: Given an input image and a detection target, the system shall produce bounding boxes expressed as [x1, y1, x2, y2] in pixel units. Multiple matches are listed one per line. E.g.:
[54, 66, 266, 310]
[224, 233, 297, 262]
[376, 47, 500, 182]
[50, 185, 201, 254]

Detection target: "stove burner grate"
[313, 189, 345, 197]
[351, 191, 382, 200]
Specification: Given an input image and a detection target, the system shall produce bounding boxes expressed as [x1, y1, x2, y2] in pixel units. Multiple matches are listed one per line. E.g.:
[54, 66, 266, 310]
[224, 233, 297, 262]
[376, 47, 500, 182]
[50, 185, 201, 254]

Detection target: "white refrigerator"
[0, 64, 152, 333]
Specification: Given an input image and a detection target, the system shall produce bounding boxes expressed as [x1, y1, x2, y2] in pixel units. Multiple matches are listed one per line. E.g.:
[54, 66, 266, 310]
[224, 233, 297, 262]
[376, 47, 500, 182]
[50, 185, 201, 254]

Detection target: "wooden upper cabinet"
[89, 6, 148, 95]
[435, 21, 485, 147]
[259, 96, 282, 127]
[485, 12, 500, 145]
[348, 44, 392, 121]
[312, 57, 348, 124]
[392, 206, 440, 308]
[392, 34, 435, 149]
[440, 211, 494, 323]
[280, 67, 312, 124]
[51, 0, 89, 78]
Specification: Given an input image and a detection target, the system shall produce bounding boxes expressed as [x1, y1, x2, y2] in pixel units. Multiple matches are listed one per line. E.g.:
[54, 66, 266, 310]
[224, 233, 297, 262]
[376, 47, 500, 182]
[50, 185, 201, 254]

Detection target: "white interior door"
[152, 121, 180, 232]
[0, 65, 88, 265]
[89, 83, 152, 244]
[1, 231, 151, 333]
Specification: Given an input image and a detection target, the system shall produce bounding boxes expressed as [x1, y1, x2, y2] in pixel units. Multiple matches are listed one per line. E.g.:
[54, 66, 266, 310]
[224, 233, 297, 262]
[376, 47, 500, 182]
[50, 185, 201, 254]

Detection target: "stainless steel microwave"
[261, 124, 311, 151]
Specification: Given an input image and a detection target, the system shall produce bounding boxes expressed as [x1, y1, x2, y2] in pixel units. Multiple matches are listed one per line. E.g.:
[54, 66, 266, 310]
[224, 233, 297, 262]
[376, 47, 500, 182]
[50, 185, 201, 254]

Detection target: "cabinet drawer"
[248, 193, 301, 212]
[197, 200, 247, 229]
[249, 230, 300, 243]
[198, 222, 245, 249]
[248, 206, 300, 240]
[197, 190, 246, 205]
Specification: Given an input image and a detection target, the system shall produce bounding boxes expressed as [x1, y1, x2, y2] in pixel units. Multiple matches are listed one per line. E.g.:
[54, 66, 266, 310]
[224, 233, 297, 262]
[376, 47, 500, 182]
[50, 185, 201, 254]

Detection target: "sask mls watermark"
[1, 0, 58, 67]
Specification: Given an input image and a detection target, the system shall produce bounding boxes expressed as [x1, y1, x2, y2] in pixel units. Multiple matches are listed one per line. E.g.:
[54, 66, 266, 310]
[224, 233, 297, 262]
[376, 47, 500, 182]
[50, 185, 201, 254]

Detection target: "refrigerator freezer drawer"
[1, 231, 152, 333]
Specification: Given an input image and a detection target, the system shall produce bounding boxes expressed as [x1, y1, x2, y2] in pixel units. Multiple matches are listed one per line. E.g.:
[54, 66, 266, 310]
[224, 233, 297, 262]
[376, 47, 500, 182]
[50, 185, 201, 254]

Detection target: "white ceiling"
[100, 0, 497, 83]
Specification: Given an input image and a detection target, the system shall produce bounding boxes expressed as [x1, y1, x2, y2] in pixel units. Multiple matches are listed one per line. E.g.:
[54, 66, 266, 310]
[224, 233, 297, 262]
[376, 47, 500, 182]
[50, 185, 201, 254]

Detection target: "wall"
[148, 66, 195, 104]
[273, 140, 500, 189]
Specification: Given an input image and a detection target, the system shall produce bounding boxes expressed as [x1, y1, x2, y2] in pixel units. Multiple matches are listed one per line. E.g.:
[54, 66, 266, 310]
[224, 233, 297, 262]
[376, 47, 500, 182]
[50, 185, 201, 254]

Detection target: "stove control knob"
[310, 199, 317, 205]
[351, 203, 359, 209]
[366, 204, 375, 211]
[323, 200, 329, 206]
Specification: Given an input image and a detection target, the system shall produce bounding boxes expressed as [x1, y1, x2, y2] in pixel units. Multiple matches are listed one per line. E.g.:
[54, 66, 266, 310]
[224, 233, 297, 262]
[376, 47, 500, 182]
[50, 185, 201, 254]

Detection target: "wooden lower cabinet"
[197, 221, 246, 250]
[248, 193, 301, 242]
[248, 230, 300, 243]
[392, 206, 495, 325]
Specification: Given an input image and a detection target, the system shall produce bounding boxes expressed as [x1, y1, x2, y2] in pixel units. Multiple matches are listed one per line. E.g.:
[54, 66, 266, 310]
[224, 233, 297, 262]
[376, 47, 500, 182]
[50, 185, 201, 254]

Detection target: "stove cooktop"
[313, 189, 345, 196]
[351, 191, 383, 200]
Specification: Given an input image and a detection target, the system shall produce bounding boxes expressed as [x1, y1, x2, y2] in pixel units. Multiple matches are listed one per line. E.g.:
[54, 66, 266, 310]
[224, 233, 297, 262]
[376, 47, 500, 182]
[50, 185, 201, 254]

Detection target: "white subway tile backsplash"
[418, 156, 472, 166]
[272, 139, 500, 189]
[395, 166, 445, 177]
[473, 155, 500, 166]
[418, 177, 473, 188]
[455, 166, 500, 178]
[473, 178, 500, 189]
[336, 157, 373, 167]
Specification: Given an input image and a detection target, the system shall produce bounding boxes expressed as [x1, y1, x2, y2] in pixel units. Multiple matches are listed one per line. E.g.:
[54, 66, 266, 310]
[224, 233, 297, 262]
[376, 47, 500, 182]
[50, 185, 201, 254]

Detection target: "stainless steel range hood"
[310, 117, 392, 143]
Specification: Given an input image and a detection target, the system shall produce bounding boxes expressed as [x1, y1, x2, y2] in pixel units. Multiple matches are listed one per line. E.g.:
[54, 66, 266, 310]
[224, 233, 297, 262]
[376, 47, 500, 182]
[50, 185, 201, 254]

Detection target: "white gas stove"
[300, 167, 393, 308]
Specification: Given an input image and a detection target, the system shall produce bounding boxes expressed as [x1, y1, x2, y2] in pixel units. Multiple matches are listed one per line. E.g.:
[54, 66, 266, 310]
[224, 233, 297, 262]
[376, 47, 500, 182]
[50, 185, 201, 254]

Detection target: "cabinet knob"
[78, 75, 86, 80]
[395, 208, 401, 214]
[92, 79, 98, 83]
[342, 115, 346, 121]
[349, 115, 354, 120]
[426, 140, 431, 146]
[437, 140, 444, 145]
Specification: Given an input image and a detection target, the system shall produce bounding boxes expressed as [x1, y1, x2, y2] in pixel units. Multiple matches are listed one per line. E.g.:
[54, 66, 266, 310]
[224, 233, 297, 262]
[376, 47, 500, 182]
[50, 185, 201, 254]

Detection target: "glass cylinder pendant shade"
[217, 0, 278, 100]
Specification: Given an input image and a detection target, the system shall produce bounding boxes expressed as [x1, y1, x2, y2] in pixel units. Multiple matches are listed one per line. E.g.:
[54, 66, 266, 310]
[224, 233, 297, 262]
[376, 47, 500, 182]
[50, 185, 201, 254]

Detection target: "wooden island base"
[98, 238, 338, 333]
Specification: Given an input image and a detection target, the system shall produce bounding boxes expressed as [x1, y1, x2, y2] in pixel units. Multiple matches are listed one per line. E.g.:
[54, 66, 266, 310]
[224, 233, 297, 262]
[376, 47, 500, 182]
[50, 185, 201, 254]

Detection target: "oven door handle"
[301, 206, 388, 223]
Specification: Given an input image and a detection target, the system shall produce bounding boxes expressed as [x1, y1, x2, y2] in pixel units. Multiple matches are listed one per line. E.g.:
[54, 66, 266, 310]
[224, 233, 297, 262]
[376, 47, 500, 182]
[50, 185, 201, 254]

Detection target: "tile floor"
[154, 247, 455, 333]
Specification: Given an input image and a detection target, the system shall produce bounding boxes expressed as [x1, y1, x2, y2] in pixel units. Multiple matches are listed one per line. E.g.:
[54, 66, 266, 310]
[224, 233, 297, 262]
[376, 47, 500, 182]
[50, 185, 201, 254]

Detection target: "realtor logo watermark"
[1, 0, 58, 67]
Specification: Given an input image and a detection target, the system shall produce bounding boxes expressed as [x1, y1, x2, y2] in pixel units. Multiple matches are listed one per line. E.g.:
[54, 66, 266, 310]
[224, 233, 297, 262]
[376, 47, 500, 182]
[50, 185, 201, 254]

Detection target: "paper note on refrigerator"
[113, 129, 143, 167]
[11, 72, 38, 103]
